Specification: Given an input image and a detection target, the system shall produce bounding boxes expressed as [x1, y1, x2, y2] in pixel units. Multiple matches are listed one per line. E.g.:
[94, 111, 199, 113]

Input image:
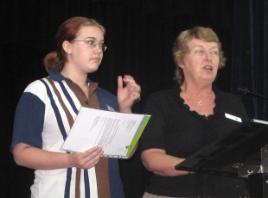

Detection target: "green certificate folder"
[62, 107, 151, 159]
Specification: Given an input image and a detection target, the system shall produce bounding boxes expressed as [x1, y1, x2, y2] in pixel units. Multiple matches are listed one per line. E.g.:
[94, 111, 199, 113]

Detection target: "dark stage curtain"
[232, 0, 268, 120]
[232, 1, 268, 197]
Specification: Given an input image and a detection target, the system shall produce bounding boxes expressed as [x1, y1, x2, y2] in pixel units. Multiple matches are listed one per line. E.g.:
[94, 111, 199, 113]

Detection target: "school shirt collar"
[48, 69, 93, 84]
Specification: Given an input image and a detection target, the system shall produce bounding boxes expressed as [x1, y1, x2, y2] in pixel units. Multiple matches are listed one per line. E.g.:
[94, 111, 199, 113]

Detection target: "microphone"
[237, 87, 250, 94]
[237, 87, 268, 100]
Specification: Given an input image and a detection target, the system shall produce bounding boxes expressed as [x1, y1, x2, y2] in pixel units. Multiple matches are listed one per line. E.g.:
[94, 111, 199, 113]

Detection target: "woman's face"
[179, 38, 220, 85]
[65, 25, 105, 74]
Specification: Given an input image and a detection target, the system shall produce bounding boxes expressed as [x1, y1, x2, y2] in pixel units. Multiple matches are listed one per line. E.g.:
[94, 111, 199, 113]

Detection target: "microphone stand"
[237, 88, 268, 198]
[237, 88, 268, 100]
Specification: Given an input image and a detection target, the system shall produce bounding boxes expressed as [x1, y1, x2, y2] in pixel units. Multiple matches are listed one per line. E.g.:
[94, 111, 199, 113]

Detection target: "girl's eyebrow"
[84, 37, 96, 40]
[84, 37, 104, 42]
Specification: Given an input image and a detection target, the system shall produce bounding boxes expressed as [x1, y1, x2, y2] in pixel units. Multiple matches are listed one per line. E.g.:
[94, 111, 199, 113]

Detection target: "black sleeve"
[140, 93, 168, 151]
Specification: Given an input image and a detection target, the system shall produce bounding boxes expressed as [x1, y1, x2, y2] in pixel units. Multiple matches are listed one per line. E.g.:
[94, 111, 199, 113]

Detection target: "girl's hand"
[117, 75, 141, 113]
[69, 146, 103, 169]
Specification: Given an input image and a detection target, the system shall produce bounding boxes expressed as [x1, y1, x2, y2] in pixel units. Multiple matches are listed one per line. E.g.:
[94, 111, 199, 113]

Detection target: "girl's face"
[65, 25, 105, 74]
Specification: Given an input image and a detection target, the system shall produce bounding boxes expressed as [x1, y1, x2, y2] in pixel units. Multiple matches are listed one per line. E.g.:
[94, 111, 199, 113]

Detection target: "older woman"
[140, 27, 249, 197]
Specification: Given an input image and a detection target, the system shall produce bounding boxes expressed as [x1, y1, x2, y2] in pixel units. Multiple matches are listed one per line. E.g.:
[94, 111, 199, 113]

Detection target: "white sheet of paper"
[62, 107, 148, 158]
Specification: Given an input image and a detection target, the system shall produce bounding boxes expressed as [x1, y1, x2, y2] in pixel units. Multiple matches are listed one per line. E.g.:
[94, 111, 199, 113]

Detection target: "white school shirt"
[13, 78, 98, 198]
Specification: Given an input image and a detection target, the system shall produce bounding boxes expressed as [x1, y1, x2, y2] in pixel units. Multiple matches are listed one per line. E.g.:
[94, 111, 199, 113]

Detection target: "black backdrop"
[0, 0, 267, 198]
[232, 0, 268, 119]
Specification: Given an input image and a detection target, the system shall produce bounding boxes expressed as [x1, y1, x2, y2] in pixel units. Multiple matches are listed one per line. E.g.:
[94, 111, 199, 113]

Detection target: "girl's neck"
[61, 65, 88, 87]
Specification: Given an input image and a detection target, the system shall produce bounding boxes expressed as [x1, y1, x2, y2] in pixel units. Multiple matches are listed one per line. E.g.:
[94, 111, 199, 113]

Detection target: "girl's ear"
[62, 40, 72, 54]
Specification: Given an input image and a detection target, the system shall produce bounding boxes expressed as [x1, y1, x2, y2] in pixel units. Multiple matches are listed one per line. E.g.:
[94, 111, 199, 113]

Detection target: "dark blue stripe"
[40, 80, 67, 140]
[59, 81, 79, 114]
[84, 170, 90, 198]
[40, 79, 71, 198]
[64, 168, 72, 198]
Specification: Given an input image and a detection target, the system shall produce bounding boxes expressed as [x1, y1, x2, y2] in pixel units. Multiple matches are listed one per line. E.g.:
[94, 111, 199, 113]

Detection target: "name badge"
[225, 113, 242, 123]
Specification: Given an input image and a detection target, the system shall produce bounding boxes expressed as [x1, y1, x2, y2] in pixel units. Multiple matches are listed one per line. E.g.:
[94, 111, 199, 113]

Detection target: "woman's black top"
[140, 84, 249, 197]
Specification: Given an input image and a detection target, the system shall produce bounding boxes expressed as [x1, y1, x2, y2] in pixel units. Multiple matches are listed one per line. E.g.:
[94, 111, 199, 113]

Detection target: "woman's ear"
[62, 40, 72, 54]
[177, 60, 184, 69]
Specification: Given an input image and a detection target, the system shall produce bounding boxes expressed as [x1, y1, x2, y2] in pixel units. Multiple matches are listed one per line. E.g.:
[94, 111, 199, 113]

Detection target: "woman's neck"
[181, 82, 213, 97]
[180, 81, 215, 117]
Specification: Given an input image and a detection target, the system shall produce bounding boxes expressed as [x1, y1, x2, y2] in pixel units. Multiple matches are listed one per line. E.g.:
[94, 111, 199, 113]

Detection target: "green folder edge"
[126, 115, 151, 157]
